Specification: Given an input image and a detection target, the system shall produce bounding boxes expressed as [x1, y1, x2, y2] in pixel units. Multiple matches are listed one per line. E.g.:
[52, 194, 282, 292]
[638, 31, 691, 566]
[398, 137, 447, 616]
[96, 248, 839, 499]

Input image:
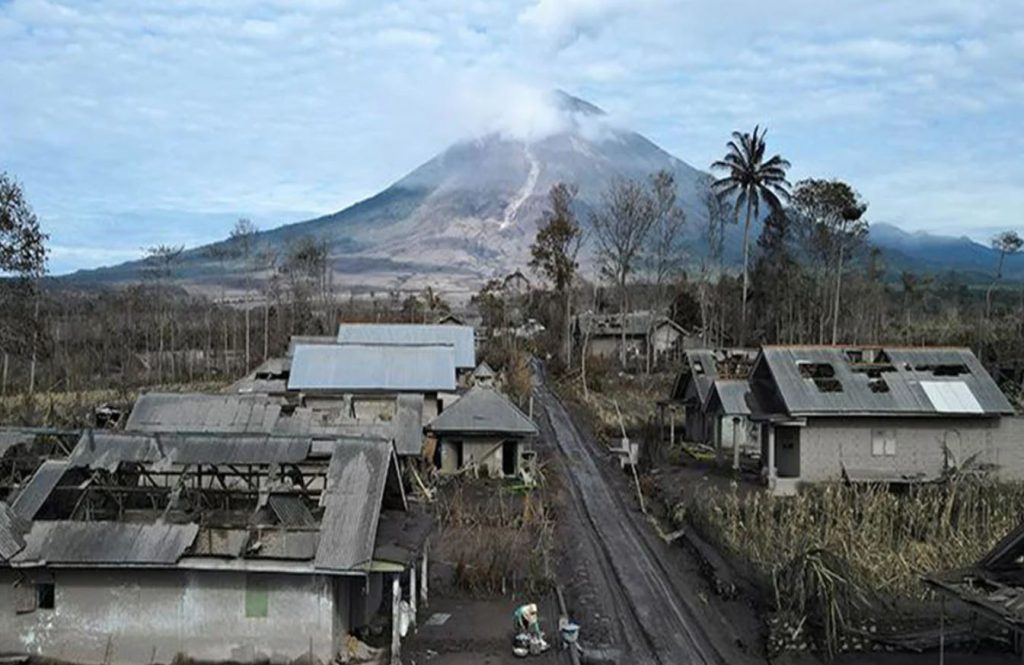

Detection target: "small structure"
[704, 378, 760, 469]
[748, 346, 1022, 495]
[336, 324, 476, 370]
[575, 311, 689, 368]
[0, 433, 430, 664]
[667, 349, 758, 444]
[427, 387, 538, 477]
[470, 361, 497, 388]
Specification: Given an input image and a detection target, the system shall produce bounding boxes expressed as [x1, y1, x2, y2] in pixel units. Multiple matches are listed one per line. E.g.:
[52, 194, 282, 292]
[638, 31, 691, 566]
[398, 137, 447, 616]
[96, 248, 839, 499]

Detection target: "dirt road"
[533, 369, 761, 665]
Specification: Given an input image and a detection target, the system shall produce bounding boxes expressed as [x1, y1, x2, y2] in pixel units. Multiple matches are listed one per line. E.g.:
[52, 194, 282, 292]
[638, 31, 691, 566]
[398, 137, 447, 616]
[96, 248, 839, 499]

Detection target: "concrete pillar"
[409, 563, 417, 630]
[391, 576, 401, 665]
[420, 542, 429, 607]
[732, 417, 741, 472]
[766, 426, 777, 487]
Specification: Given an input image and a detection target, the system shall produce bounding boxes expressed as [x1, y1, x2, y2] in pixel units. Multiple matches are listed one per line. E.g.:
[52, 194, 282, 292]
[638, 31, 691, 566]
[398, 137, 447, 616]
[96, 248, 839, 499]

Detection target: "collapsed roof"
[0, 433, 426, 574]
[335, 324, 476, 369]
[753, 346, 1014, 417]
[577, 311, 685, 338]
[670, 349, 758, 405]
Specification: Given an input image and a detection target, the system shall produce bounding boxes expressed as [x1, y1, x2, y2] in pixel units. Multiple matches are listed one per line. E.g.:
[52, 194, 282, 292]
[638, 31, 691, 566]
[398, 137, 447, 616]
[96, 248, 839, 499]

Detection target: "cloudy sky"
[1, 0, 1022, 274]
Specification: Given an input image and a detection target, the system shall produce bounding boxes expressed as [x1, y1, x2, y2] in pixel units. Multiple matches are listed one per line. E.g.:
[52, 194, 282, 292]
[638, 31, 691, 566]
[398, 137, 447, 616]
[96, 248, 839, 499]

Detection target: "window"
[871, 430, 896, 457]
[37, 582, 55, 610]
[245, 576, 268, 618]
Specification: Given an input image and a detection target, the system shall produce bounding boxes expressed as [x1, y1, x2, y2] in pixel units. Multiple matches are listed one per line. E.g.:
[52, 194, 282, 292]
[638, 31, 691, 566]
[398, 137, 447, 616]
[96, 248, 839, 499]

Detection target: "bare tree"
[529, 183, 584, 364]
[142, 244, 184, 383]
[645, 170, 687, 316]
[591, 177, 657, 368]
[699, 186, 731, 345]
[986, 231, 1023, 320]
[229, 218, 259, 370]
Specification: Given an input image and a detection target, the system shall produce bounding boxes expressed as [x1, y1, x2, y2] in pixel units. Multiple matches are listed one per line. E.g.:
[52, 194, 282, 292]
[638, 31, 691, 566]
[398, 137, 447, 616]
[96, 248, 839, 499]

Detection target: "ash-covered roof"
[12, 522, 200, 565]
[577, 311, 684, 338]
[289, 343, 456, 393]
[11, 460, 69, 520]
[756, 346, 1013, 417]
[426, 387, 537, 436]
[126, 393, 282, 433]
[68, 431, 312, 470]
[336, 323, 476, 369]
[671, 349, 758, 404]
[0, 502, 27, 560]
[705, 380, 752, 416]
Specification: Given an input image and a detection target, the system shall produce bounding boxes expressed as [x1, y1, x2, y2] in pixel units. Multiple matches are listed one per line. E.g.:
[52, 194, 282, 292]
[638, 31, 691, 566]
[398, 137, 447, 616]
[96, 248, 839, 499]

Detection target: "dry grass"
[678, 480, 1024, 601]
[432, 479, 555, 596]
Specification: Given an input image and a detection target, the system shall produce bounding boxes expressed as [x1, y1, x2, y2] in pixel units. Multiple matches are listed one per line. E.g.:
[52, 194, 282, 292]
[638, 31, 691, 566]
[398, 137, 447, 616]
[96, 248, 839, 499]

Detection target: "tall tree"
[229, 218, 259, 371]
[711, 126, 791, 344]
[750, 208, 802, 343]
[0, 172, 49, 394]
[645, 170, 687, 318]
[529, 183, 584, 364]
[791, 179, 868, 344]
[142, 244, 184, 383]
[986, 230, 1023, 320]
[699, 185, 732, 345]
[590, 177, 658, 368]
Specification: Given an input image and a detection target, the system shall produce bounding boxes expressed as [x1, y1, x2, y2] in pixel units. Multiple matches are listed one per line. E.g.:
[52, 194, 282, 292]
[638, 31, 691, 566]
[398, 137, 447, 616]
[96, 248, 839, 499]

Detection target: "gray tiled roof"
[426, 387, 537, 435]
[126, 393, 282, 434]
[336, 324, 476, 369]
[12, 521, 199, 565]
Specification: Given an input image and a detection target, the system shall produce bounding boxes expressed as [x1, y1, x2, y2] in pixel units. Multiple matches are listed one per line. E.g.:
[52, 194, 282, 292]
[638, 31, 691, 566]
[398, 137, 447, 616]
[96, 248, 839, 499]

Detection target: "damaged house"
[665, 349, 758, 445]
[426, 387, 538, 477]
[748, 346, 1024, 495]
[0, 431, 430, 665]
[575, 311, 690, 367]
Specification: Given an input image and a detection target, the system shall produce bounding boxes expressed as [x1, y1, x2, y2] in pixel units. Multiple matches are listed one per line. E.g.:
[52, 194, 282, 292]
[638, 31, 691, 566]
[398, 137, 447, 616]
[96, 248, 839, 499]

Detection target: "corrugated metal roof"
[472, 362, 496, 379]
[0, 501, 27, 561]
[336, 324, 476, 369]
[373, 509, 433, 565]
[0, 428, 37, 459]
[190, 527, 249, 557]
[13, 521, 199, 565]
[920, 381, 984, 414]
[288, 343, 456, 393]
[287, 335, 337, 358]
[126, 393, 282, 433]
[11, 460, 69, 520]
[268, 494, 316, 527]
[758, 346, 1014, 417]
[70, 431, 312, 469]
[706, 380, 752, 416]
[426, 387, 537, 435]
[252, 530, 318, 560]
[394, 394, 424, 456]
[314, 440, 391, 571]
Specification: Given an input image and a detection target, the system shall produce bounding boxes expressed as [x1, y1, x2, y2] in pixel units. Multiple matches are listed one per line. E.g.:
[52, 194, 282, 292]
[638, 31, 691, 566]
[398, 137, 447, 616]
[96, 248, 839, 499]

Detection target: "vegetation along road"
[532, 365, 761, 665]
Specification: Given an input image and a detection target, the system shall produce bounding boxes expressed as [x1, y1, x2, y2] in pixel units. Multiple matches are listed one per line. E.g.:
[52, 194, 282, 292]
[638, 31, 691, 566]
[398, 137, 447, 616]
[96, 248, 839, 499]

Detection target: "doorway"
[775, 426, 801, 479]
[502, 440, 518, 476]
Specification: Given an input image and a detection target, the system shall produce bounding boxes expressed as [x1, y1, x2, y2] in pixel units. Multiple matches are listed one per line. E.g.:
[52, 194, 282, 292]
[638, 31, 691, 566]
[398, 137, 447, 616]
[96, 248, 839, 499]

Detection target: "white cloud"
[518, 0, 632, 48]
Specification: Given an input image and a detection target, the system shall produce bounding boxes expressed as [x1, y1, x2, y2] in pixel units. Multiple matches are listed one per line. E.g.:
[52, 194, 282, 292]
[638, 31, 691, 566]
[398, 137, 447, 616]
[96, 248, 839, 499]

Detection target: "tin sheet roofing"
[69, 431, 311, 469]
[336, 324, 475, 369]
[126, 393, 282, 433]
[373, 509, 433, 565]
[289, 343, 456, 392]
[758, 346, 1014, 416]
[268, 494, 316, 527]
[0, 502, 27, 561]
[426, 387, 537, 435]
[0, 428, 37, 459]
[706, 380, 752, 416]
[13, 521, 199, 565]
[11, 460, 69, 520]
[314, 441, 391, 571]
[395, 394, 425, 456]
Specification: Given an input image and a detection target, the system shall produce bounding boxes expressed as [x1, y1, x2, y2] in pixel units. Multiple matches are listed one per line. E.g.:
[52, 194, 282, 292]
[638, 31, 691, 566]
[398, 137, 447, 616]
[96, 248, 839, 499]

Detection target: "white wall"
[0, 568, 346, 665]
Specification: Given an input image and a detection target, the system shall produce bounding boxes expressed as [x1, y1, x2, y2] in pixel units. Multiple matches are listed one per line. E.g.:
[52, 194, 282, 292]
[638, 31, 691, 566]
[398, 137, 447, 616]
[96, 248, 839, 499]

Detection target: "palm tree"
[711, 126, 791, 343]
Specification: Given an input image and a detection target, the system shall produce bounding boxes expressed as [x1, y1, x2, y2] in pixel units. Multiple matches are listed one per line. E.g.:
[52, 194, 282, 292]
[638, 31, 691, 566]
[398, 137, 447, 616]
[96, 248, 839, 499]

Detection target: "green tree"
[790, 179, 868, 344]
[0, 173, 49, 394]
[986, 230, 1023, 320]
[711, 126, 791, 344]
[529, 183, 584, 363]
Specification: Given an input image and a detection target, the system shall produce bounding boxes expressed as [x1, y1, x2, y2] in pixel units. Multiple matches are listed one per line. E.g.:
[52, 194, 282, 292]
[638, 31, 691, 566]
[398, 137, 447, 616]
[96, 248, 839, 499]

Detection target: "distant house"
[748, 346, 1023, 495]
[0, 433, 430, 664]
[502, 270, 531, 298]
[427, 387, 538, 477]
[470, 361, 497, 387]
[575, 311, 689, 366]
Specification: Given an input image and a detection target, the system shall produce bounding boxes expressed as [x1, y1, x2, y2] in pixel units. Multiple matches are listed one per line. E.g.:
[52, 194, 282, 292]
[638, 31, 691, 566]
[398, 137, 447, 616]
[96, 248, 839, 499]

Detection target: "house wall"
[438, 435, 520, 477]
[586, 336, 644, 360]
[712, 413, 758, 452]
[0, 568, 346, 665]
[794, 416, 1023, 483]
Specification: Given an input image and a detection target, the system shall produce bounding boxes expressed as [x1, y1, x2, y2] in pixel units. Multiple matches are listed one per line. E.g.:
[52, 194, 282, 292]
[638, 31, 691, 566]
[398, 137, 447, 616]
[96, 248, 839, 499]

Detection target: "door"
[502, 440, 518, 476]
[776, 426, 801, 478]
